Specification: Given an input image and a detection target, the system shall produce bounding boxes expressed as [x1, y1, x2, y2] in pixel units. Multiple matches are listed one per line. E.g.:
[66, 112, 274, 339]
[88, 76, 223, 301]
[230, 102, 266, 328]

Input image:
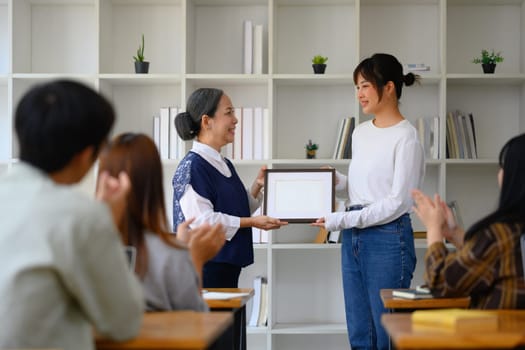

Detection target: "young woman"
[172, 88, 287, 288]
[412, 133, 525, 308]
[98, 132, 225, 311]
[313, 53, 425, 350]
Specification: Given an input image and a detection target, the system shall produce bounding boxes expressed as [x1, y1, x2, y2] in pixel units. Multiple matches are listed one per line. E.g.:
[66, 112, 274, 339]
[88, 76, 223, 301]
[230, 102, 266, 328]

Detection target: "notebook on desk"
[392, 287, 433, 300]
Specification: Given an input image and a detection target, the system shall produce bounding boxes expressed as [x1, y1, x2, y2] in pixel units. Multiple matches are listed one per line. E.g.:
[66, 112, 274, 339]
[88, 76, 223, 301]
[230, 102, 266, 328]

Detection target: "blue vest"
[172, 152, 253, 267]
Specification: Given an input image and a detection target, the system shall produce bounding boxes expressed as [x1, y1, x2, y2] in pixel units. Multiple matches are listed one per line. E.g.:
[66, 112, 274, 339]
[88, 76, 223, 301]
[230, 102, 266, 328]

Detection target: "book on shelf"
[460, 114, 472, 159]
[252, 107, 264, 160]
[404, 63, 430, 71]
[446, 110, 478, 159]
[169, 107, 179, 160]
[263, 108, 270, 159]
[257, 278, 268, 327]
[159, 107, 170, 160]
[242, 107, 253, 160]
[252, 24, 263, 74]
[453, 111, 466, 159]
[332, 117, 355, 159]
[152, 115, 160, 151]
[392, 288, 433, 300]
[411, 308, 498, 331]
[243, 20, 253, 74]
[249, 275, 268, 327]
[446, 112, 459, 159]
[332, 118, 346, 159]
[416, 116, 439, 160]
[468, 113, 478, 157]
[233, 107, 243, 160]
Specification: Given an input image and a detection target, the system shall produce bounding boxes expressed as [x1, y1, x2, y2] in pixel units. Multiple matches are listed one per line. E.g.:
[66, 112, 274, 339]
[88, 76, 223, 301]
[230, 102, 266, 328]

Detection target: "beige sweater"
[0, 163, 144, 350]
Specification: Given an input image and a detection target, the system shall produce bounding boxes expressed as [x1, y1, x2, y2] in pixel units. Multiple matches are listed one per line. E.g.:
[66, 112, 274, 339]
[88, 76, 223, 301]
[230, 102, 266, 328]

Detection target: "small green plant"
[133, 34, 146, 62]
[305, 139, 318, 151]
[312, 55, 328, 65]
[471, 49, 504, 65]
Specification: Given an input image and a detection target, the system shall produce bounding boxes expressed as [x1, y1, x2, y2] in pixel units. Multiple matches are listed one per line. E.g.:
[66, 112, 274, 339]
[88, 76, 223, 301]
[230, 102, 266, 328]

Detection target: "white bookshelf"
[2, 1, 525, 349]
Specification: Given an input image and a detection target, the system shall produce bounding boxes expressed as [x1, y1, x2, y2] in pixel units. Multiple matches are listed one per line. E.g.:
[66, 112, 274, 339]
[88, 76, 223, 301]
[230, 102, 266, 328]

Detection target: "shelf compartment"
[274, 0, 356, 74]
[187, 0, 268, 74]
[98, 79, 181, 140]
[446, 83, 523, 159]
[447, 0, 525, 74]
[13, 0, 96, 74]
[446, 163, 500, 229]
[360, 1, 441, 74]
[273, 83, 355, 159]
[273, 250, 344, 324]
[99, 0, 183, 75]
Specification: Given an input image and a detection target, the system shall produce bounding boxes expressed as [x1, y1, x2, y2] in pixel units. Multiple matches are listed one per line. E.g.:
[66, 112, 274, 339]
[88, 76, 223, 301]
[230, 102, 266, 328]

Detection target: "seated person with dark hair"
[0, 80, 144, 350]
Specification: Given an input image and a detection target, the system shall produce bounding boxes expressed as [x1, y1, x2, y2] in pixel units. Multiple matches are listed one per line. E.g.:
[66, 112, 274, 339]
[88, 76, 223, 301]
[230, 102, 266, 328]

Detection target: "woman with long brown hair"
[98, 132, 225, 311]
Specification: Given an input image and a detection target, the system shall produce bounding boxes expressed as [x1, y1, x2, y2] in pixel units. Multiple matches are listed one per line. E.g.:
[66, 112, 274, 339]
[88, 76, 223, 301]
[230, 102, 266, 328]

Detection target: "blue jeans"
[341, 214, 416, 350]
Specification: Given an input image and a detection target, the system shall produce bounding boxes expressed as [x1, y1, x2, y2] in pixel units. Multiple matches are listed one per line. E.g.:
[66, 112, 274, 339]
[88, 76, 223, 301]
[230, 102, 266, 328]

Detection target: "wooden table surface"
[96, 311, 233, 350]
[382, 310, 525, 349]
[381, 289, 470, 310]
[204, 288, 254, 309]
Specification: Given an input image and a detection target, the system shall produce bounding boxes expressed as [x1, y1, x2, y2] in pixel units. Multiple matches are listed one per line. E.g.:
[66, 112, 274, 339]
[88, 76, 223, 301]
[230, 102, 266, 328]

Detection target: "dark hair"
[464, 133, 525, 240]
[98, 133, 185, 278]
[353, 53, 420, 101]
[15, 79, 114, 173]
[175, 88, 223, 140]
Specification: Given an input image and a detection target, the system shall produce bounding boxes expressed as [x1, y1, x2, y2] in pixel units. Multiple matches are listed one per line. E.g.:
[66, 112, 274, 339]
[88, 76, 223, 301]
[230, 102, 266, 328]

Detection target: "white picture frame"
[263, 169, 335, 223]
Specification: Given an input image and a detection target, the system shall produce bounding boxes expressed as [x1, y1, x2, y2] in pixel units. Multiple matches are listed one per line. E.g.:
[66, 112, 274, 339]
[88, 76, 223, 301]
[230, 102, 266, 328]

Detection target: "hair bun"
[403, 72, 420, 86]
[175, 111, 200, 140]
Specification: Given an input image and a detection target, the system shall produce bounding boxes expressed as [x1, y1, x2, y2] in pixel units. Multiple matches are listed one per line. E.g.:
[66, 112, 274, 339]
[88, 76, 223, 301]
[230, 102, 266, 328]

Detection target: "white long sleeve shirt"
[179, 141, 262, 240]
[325, 119, 424, 232]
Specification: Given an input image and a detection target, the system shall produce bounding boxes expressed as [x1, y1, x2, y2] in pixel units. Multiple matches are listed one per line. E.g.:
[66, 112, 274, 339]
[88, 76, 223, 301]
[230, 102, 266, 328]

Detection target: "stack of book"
[220, 107, 270, 161]
[446, 110, 478, 159]
[416, 116, 439, 159]
[243, 20, 264, 74]
[249, 276, 268, 327]
[152, 106, 185, 160]
[332, 117, 355, 159]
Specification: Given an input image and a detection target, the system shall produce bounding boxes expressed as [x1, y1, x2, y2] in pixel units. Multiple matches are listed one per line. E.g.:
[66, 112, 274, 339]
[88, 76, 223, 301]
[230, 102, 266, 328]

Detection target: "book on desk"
[392, 286, 432, 300]
[411, 308, 498, 331]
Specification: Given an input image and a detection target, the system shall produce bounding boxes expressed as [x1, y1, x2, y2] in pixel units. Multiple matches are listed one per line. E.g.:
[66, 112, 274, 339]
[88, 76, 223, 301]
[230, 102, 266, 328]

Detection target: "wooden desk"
[381, 310, 525, 349]
[204, 288, 254, 350]
[381, 289, 470, 311]
[96, 311, 233, 350]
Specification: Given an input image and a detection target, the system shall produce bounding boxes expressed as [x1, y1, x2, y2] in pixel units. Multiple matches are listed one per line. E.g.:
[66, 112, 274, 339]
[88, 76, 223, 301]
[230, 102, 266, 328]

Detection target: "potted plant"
[305, 139, 318, 159]
[133, 34, 150, 74]
[471, 49, 503, 74]
[312, 55, 328, 74]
